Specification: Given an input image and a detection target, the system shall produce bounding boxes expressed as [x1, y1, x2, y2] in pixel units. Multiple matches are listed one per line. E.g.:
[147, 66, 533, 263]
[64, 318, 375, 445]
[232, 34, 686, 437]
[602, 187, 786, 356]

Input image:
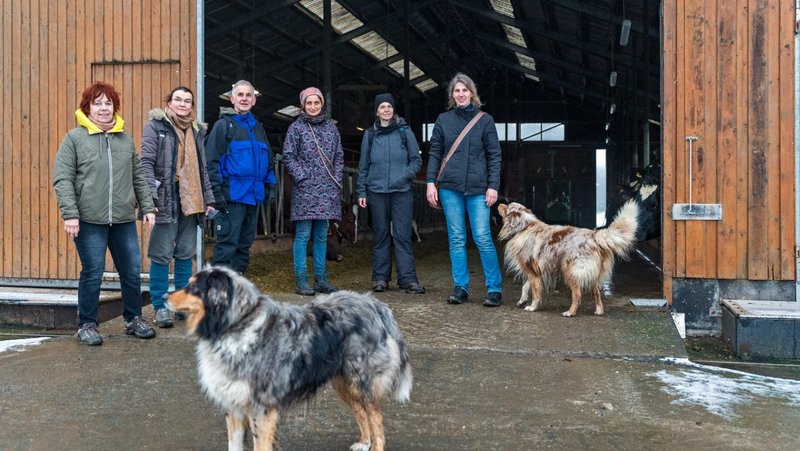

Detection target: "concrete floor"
[2, 245, 800, 450]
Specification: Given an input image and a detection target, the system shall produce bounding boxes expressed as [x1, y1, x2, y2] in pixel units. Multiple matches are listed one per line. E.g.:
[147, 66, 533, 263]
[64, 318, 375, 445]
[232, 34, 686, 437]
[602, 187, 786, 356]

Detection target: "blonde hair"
[446, 73, 482, 109]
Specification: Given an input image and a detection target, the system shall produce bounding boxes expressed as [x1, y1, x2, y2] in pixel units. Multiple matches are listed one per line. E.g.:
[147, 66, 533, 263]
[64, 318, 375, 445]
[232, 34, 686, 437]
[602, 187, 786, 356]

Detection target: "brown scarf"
[165, 107, 204, 215]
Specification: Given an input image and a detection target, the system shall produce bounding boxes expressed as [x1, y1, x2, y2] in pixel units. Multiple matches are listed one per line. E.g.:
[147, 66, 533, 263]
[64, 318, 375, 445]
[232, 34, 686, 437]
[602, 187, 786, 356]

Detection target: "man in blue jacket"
[205, 80, 275, 273]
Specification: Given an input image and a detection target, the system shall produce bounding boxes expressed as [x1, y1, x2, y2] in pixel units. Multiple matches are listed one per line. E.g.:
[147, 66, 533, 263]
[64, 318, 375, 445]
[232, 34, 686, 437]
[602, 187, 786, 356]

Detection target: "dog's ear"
[498, 203, 508, 218]
[196, 269, 232, 339]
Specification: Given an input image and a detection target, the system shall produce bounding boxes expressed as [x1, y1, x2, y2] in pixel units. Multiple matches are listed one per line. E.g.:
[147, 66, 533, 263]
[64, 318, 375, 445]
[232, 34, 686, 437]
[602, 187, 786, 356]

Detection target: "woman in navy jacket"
[425, 73, 503, 307]
[356, 93, 425, 294]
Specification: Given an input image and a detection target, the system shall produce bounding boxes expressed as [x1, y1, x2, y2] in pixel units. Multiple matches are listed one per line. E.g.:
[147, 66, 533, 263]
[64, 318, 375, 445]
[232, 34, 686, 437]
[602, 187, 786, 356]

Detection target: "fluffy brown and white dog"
[498, 201, 638, 317]
[167, 266, 412, 451]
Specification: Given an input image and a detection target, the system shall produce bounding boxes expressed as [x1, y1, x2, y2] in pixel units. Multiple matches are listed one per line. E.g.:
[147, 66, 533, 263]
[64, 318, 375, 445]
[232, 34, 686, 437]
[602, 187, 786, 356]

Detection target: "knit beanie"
[299, 87, 324, 106]
[374, 93, 395, 112]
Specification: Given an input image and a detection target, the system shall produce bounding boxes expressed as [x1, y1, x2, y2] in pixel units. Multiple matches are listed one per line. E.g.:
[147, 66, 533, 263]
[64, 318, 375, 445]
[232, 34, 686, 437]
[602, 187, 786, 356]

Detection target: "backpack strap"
[366, 125, 409, 164]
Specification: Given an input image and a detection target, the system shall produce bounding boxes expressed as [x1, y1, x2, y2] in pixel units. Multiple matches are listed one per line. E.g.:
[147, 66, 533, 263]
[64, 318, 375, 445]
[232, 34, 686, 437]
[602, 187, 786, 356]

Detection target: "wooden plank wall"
[0, 0, 196, 280]
[662, 0, 795, 300]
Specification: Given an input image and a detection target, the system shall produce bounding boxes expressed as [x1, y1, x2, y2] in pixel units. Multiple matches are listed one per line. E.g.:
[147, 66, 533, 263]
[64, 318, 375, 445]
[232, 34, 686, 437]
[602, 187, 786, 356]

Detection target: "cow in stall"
[325, 201, 358, 261]
[605, 165, 660, 241]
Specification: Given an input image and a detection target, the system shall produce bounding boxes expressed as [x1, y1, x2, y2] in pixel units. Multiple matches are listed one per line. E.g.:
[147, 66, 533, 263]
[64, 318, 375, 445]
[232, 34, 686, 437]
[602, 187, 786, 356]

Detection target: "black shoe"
[315, 279, 338, 294]
[483, 291, 503, 307]
[124, 316, 156, 339]
[373, 280, 388, 292]
[295, 281, 315, 296]
[447, 286, 469, 304]
[399, 282, 426, 294]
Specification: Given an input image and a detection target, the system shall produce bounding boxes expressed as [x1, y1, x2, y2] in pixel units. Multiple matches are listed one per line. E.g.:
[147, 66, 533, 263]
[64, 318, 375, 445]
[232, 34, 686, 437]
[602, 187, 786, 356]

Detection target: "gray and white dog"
[168, 266, 413, 451]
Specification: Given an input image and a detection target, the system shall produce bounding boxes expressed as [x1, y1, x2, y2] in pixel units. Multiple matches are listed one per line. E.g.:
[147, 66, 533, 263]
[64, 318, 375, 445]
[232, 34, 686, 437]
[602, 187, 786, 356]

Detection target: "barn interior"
[202, 0, 661, 230]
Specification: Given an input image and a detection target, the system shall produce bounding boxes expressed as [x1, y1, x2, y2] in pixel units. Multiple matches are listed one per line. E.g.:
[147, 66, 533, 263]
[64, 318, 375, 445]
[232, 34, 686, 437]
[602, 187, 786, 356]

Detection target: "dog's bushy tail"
[394, 359, 413, 403]
[595, 200, 638, 259]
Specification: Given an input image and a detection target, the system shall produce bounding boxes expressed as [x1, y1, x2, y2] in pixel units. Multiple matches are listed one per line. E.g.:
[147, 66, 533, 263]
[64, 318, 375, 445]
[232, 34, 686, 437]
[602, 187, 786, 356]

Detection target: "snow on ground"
[649, 357, 800, 418]
[0, 337, 49, 354]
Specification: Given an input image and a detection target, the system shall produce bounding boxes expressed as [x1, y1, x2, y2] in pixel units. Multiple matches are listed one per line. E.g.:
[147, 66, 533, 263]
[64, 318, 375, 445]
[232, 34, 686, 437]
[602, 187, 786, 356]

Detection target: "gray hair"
[446, 73, 482, 109]
[231, 80, 255, 95]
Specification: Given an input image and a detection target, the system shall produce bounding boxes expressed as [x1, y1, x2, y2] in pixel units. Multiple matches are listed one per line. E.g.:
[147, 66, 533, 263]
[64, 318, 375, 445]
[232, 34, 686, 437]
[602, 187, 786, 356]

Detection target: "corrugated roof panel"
[489, 0, 514, 18]
[298, 0, 363, 34]
[502, 24, 527, 48]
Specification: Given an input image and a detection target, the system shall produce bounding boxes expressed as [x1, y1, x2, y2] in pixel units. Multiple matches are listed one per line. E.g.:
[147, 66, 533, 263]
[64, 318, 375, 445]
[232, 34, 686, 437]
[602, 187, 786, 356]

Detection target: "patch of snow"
[0, 337, 49, 353]
[649, 358, 800, 418]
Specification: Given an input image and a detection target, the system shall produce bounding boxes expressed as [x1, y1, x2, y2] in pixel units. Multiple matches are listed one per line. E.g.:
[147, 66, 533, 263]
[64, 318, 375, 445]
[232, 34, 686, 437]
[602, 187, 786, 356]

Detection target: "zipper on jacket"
[105, 133, 114, 224]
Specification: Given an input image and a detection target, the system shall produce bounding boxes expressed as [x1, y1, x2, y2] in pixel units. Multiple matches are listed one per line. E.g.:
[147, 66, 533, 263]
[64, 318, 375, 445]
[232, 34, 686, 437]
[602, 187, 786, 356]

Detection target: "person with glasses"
[53, 81, 157, 345]
[140, 86, 215, 328]
[205, 80, 275, 274]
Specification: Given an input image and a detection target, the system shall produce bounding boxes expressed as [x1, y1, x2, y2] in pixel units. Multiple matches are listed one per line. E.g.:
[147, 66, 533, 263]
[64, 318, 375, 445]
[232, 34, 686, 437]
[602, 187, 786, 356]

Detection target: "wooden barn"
[0, 0, 797, 339]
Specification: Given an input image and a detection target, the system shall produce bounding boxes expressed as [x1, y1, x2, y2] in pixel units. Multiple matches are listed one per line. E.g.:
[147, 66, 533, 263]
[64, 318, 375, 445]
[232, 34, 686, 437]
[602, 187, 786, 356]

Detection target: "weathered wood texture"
[663, 0, 795, 301]
[0, 0, 196, 280]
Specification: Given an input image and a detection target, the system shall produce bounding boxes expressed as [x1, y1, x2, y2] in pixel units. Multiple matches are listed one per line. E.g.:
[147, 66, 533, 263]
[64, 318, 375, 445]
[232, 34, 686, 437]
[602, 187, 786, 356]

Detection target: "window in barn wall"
[596, 148, 607, 227]
[421, 123, 565, 142]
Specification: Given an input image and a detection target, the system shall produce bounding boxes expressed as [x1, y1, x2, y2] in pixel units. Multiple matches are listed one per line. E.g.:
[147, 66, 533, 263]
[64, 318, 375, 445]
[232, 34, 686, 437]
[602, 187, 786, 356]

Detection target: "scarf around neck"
[165, 106, 204, 215]
[301, 110, 328, 125]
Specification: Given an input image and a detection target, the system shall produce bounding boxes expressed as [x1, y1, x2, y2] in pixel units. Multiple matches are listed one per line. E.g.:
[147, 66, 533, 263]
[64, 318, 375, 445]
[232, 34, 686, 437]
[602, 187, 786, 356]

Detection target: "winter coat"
[282, 116, 343, 221]
[425, 106, 501, 195]
[356, 116, 421, 197]
[205, 112, 273, 207]
[53, 109, 155, 224]
[140, 108, 215, 224]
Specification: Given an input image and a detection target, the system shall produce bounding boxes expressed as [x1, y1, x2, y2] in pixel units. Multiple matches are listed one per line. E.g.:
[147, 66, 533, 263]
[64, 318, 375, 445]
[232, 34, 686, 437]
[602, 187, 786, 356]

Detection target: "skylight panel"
[298, 0, 363, 33]
[489, 0, 515, 18]
[297, 0, 432, 93]
[502, 24, 526, 48]
[415, 79, 438, 92]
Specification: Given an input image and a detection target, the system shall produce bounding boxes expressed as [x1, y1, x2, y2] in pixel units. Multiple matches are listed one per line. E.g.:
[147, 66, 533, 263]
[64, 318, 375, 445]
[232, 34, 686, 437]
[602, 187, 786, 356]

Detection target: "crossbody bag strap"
[436, 111, 486, 182]
[307, 123, 343, 190]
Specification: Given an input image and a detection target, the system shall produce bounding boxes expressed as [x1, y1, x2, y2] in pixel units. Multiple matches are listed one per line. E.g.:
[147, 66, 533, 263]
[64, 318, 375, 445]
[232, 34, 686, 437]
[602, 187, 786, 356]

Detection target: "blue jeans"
[439, 188, 502, 293]
[73, 221, 143, 326]
[293, 219, 329, 278]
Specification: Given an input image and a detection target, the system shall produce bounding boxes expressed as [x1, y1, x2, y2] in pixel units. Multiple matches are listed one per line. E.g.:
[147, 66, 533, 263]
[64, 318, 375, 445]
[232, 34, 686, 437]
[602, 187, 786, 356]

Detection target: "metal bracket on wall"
[671, 135, 723, 221]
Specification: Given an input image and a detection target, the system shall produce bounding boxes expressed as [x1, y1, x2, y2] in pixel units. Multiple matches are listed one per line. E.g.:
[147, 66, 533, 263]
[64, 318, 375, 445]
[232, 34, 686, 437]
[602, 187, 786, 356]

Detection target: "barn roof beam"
[207, 0, 301, 39]
[458, 2, 636, 67]
[546, 0, 659, 39]
[489, 57, 612, 104]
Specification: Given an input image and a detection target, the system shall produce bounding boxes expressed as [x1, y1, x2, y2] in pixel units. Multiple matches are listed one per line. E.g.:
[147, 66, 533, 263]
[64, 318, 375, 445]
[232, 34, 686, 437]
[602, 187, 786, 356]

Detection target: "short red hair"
[79, 82, 121, 115]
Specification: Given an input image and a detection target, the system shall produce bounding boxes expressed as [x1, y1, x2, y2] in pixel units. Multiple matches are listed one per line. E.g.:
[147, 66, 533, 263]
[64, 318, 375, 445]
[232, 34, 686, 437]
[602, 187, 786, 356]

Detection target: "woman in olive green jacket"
[53, 81, 157, 346]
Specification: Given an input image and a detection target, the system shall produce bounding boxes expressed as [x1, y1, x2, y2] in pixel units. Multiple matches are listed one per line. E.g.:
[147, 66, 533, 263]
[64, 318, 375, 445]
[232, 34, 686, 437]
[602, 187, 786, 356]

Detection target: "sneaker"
[77, 322, 103, 346]
[154, 308, 174, 328]
[124, 316, 156, 339]
[373, 280, 388, 292]
[483, 291, 503, 307]
[315, 280, 338, 294]
[399, 282, 425, 294]
[295, 281, 315, 296]
[447, 286, 469, 304]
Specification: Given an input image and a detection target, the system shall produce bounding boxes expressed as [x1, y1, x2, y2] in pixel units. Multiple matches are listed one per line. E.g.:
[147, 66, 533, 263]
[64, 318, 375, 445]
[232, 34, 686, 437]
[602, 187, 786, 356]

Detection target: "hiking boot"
[77, 322, 103, 346]
[399, 282, 426, 294]
[154, 308, 174, 328]
[314, 279, 338, 294]
[483, 291, 503, 307]
[295, 280, 315, 296]
[124, 316, 156, 339]
[373, 280, 388, 292]
[447, 286, 469, 304]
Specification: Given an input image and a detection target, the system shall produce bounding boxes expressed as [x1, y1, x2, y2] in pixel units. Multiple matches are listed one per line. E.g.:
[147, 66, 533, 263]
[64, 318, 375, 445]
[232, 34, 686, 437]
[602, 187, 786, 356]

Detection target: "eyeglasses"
[171, 97, 194, 105]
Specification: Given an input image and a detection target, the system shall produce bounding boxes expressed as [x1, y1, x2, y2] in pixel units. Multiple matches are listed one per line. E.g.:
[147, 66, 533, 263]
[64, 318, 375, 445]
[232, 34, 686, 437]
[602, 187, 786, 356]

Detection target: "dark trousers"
[73, 221, 143, 326]
[367, 190, 418, 285]
[211, 202, 259, 273]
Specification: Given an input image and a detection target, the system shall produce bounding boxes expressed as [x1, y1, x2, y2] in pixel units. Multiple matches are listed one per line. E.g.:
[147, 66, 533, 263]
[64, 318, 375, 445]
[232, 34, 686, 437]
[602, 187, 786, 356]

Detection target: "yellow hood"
[75, 109, 125, 134]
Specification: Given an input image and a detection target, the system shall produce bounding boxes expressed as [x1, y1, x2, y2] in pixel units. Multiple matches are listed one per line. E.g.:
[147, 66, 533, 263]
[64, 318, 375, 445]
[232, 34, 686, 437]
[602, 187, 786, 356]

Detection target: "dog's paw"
[516, 298, 528, 307]
[594, 308, 605, 316]
[561, 310, 576, 317]
[350, 441, 371, 451]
